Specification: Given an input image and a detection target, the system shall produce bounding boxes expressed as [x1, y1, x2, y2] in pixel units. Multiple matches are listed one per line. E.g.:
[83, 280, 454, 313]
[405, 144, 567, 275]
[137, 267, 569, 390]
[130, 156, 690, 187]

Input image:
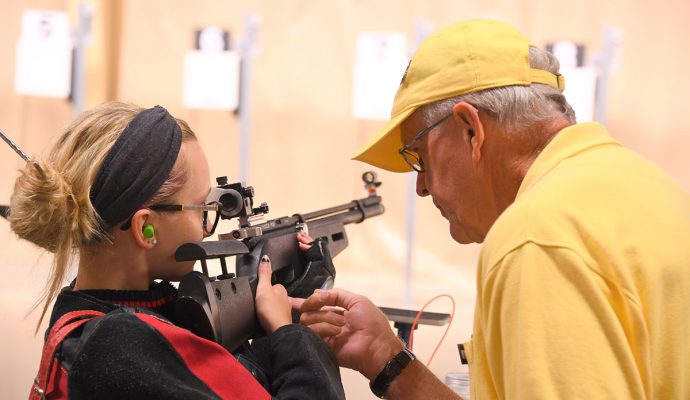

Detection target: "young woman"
[9, 102, 344, 399]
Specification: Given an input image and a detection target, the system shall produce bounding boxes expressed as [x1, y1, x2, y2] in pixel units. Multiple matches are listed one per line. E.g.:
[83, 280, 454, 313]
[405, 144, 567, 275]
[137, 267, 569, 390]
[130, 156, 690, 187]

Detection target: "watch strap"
[369, 348, 416, 398]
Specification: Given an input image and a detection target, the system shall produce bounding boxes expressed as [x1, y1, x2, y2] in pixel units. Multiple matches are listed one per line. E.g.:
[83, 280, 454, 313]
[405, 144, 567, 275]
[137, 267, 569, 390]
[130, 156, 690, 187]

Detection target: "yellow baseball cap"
[352, 19, 565, 172]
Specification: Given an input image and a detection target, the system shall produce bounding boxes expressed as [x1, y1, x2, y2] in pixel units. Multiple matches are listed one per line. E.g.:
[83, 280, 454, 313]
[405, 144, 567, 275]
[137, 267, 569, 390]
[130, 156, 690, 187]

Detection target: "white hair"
[418, 46, 576, 132]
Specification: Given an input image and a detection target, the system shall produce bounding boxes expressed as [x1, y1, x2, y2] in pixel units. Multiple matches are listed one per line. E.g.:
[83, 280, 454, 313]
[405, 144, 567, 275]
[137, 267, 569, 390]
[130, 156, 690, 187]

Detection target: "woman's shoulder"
[64, 309, 234, 398]
[69, 309, 177, 363]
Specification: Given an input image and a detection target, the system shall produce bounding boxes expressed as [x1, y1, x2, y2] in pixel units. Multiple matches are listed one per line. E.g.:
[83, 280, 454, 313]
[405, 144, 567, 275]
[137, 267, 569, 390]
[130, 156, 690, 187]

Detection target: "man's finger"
[300, 288, 356, 313]
[291, 295, 345, 313]
[299, 289, 334, 312]
[300, 309, 347, 327]
[290, 296, 305, 311]
[305, 322, 343, 338]
[319, 305, 345, 314]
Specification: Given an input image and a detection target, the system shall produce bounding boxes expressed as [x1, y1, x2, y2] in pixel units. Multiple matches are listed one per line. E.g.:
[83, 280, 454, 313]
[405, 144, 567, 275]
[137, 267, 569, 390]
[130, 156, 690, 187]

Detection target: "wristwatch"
[369, 348, 416, 398]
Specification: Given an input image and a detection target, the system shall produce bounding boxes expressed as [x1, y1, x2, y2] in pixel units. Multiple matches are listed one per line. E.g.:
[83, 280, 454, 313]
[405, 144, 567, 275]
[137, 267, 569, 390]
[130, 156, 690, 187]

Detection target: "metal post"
[71, 3, 92, 117]
[237, 13, 261, 182]
[593, 25, 621, 125]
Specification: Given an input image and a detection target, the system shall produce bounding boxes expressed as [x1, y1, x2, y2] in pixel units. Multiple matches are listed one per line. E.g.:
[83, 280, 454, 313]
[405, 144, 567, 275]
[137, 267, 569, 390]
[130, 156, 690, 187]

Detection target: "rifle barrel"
[300, 195, 381, 221]
[256, 196, 383, 235]
[310, 204, 385, 227]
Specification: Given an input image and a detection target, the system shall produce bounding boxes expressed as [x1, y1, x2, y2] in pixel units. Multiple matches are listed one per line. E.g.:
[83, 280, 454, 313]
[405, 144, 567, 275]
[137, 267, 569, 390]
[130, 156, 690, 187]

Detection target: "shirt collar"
[516, 122, 621, 199]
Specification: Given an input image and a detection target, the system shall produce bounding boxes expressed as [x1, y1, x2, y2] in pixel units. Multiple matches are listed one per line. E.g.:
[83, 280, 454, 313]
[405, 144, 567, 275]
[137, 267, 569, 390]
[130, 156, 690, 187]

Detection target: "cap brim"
[352, 107, 417, 173]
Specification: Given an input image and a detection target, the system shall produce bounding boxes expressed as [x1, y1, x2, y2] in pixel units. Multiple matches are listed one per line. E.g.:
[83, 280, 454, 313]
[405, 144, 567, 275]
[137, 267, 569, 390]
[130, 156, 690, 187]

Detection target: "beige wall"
[1, 0, 689, 398]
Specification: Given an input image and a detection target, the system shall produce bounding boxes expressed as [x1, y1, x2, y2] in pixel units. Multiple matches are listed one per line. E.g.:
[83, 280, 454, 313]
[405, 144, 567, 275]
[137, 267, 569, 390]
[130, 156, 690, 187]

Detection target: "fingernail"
[261, 255, 270, 263]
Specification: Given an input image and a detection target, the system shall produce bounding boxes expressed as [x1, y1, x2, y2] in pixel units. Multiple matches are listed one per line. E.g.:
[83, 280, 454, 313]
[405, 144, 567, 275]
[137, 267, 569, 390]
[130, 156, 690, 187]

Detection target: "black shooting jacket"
[42, 281, 345, 399]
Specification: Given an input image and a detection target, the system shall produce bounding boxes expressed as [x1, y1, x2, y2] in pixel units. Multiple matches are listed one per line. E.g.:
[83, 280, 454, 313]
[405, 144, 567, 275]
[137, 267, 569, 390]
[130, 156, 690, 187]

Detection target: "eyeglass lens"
[402, 150, 423, 172]
[203, 204, 220, 234]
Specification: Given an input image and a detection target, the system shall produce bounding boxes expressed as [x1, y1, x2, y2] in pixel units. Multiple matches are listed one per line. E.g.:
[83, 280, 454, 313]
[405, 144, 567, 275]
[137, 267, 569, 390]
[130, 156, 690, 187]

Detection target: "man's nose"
[416, 172, 429, 197]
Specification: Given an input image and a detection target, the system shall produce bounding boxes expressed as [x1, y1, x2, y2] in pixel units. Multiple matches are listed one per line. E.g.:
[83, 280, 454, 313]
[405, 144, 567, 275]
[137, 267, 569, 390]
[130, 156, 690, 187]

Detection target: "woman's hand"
[255, 231, 316, 334]
[296, 230, 312, 251]
[255, 255, 292, 334]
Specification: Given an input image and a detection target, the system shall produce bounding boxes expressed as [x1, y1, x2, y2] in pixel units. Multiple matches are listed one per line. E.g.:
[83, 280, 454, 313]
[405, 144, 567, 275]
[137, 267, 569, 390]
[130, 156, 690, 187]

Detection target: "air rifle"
[174, 171, 384, 352]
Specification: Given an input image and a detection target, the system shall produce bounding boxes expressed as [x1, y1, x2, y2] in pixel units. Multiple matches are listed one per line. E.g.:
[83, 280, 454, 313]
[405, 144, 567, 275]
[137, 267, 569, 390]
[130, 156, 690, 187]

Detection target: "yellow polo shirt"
[464, 122, 690, 399]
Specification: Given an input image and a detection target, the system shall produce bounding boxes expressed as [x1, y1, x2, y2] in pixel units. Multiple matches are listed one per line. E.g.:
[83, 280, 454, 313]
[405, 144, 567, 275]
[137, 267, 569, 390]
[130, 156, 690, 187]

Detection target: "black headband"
[90, 105, 183, 229]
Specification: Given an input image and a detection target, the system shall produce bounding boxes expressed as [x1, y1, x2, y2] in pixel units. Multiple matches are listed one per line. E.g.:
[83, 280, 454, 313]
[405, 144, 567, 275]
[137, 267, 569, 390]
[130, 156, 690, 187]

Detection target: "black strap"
[369, 348, 416, 398]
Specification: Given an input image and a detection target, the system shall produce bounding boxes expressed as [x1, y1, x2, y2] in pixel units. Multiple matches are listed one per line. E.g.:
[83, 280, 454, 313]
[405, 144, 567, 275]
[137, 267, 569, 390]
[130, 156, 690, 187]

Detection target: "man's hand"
[292, 288, 405, 380]
[255, 255, 291, 334]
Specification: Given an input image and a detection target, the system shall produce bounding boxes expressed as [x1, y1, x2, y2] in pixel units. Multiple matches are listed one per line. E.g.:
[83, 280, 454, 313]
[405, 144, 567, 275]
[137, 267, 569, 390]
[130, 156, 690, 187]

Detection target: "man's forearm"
[384, 360, 463, 400]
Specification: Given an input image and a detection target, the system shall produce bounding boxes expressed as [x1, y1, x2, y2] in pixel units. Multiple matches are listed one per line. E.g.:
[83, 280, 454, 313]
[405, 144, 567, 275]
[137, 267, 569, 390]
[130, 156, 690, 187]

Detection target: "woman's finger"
[297, 231, 314, 243]
[256, 255, 272, 290]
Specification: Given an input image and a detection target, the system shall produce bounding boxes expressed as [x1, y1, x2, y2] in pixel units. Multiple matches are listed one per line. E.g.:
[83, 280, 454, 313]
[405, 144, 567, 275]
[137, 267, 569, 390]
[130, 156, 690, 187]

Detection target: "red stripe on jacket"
[109, 295, 175, 308]
[136, 313, 270, 399]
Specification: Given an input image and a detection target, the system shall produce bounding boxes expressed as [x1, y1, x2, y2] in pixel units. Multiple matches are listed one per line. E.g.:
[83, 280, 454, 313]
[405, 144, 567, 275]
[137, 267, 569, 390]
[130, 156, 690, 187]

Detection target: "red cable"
[407, 294, 455, 367]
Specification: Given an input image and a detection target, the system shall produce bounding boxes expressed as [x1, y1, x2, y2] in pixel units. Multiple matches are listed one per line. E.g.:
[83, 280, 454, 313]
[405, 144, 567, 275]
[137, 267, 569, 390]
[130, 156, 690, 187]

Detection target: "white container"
[445, 371, 470, 398]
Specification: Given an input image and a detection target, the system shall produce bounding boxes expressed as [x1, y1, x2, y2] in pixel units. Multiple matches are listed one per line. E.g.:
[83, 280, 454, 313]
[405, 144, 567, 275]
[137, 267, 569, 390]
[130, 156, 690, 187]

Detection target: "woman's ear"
[452, 102, 485, 165]
[130, 209, 156, 249]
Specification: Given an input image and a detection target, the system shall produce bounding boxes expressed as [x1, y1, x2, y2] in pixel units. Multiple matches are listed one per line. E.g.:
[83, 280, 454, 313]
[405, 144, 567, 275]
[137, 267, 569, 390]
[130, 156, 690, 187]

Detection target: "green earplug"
[143, 224, 155, 239]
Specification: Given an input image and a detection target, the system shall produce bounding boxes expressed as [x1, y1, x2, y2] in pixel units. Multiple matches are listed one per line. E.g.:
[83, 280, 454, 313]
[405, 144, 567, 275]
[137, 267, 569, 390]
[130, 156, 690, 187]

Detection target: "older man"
[294, 19, 690, 399]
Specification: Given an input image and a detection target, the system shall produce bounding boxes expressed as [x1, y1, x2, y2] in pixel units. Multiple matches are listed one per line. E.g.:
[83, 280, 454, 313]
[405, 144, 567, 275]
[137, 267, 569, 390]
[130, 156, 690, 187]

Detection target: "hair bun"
[9, 160, 90, 252]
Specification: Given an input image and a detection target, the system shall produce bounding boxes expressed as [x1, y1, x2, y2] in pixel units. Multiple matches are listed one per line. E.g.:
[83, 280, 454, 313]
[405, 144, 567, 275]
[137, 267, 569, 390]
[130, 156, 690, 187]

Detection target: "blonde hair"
[9, 101, 197, 329]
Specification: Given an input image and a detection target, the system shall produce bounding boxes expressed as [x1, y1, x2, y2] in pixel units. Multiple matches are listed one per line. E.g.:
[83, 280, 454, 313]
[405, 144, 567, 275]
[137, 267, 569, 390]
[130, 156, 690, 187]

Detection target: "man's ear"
[452, 102, 485, 165]
[130, 208, 156, 249]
